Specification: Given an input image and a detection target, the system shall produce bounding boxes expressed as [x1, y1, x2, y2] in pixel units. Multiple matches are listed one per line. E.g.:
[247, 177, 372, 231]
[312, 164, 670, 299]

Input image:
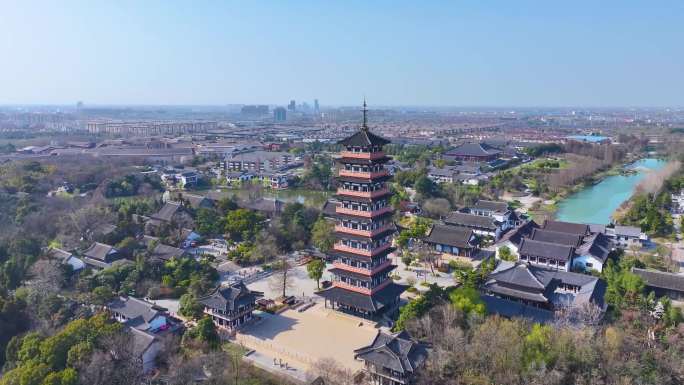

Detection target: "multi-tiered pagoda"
[319, 101, 406, 319]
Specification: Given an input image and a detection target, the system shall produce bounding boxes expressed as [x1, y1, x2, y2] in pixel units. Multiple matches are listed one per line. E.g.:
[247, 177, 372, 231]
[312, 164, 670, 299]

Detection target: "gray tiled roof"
[354, 330, 428, 375]
[518, 238, 575, 261]
[487, 262, 546, 290]
[445, 212, 499, 230]
[612, 225, 642, 238]
[151, 202, 181, 222]
[446, 143, 501, 158]
[427, 167, 455, 177]
[542, 220, 589, 236]
[130, 328, 157, 356]
[496, 220, 539, 245]
[424, 224, 474, 248]
[473, 200, 509, 213]
[198, 282, 261, 312]
[47, 247, 73, 262]
[318, 283, 407, 312]
[485, 261, 605, 311]
[83, 242, 117, 262]
[576, 233, 612, 263]
[239, 198, 282, 214]
[530, 228, 583, 247]
[632, 268, 684, 293]
[485, 282, 548, 303]
[338, 129, 391, 147]
[150, 243, 186, 262]
[169, 192, 213, 209]
[107, 296, 165, 331]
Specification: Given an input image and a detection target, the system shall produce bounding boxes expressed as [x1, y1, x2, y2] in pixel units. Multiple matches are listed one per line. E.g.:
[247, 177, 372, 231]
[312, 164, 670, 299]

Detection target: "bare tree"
[421, 198, 451, 219]
[62, 205, 111, 244]
[249, 230, 280, 264]
[554, 302, 604, 329]
[79, 331, 143, 385]
[165, 353, 205, 385]
[28, 258, 64, 292]
[269, 256, 295, 299]
[307, 357, 358, 385]
[415, 242, 438, 278]
[634, 160, 681, 195]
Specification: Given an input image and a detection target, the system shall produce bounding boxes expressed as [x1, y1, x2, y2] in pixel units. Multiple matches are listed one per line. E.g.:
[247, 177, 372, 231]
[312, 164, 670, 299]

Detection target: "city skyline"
[1, 1, 683, 107]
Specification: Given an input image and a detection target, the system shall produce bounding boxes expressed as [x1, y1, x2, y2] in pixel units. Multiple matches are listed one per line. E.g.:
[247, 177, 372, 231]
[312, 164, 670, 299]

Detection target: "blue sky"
[1, 1, 682, 107]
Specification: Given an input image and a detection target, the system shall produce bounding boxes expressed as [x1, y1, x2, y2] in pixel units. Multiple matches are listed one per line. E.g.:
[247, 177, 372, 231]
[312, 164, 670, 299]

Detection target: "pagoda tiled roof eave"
[337, 130, 391, 147]
[329, 264, 397, 281]
[336, 174, 392, 184]
[335, 156, 392, 165]
[328, 246, 396, 260]
[334, 192, 392, 203]
[330, 210, 394, 222]
[334, 227, 396, 241]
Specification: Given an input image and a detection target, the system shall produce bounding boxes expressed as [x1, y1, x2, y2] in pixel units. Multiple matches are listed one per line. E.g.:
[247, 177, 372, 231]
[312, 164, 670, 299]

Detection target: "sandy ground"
[245, 264, 335, 300]
[237, 304, 379, 372]
[501, 192, 542, 212]
[242, 256, 457, 302]
[243, 349, 309, 383]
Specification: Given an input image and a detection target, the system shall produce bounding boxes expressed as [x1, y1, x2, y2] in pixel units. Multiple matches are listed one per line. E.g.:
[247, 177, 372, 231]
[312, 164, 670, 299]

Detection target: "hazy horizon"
[2, 1, 683, 107]
[1, 103, 682, 111]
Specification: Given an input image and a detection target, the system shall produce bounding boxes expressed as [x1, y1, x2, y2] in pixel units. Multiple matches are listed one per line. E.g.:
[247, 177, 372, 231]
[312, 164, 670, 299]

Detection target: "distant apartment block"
[241, 105, 269, 116]
[87, 120, 217, 136]
[221, 150, 297, 172]
[273, 107, 287, 122]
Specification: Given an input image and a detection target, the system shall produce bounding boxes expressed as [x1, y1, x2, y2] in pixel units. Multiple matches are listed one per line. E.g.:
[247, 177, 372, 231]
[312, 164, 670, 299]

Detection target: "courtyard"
[236, 303, 380, 374]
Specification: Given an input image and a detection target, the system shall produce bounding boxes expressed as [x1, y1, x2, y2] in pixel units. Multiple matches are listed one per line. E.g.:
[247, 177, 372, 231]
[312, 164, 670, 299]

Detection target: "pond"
[567, 135, 609, 143]
[555, 158, 668, 225]
[204, 187, 331, 208]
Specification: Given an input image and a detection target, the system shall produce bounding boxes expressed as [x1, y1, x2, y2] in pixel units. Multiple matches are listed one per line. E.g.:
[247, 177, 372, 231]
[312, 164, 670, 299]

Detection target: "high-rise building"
[319, 101, 406, 319]
[314, 99, 320, 112]
[288, 100, 296, 111]
[241, 105, 269, 116]
[273, 107, 287, 122]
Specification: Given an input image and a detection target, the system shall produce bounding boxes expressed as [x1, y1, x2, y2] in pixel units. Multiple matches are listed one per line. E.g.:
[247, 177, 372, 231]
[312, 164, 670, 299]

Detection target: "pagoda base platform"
[317, 282, 407, 320]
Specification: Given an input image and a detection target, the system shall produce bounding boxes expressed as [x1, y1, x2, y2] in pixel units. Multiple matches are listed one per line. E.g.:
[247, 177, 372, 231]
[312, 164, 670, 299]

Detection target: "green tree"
[115, 236, 140, 259]
[224, 209, 265, 242]
[195, 208, 222, 236]
[179, 293, 204, 320]
[394, 284, 449, 331]
[449, 286, 485, 316]
[189, 317, 220, 349]
[414, 174, 437, 197]
[311, 218, 335, 253]
[522, 324, 555, 368]
[90, 286, 114, 306]
[498, 245, 516, 261]
[306, 259, 326, 289]
[216, 196, 238, 214]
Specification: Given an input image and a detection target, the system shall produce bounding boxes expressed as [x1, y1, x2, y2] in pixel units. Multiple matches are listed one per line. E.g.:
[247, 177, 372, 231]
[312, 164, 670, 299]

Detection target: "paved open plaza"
[236, 304, 380, 373]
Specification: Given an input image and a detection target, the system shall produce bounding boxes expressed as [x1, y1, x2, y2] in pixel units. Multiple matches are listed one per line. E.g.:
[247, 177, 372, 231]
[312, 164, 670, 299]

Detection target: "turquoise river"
[555, 158, 668, 225]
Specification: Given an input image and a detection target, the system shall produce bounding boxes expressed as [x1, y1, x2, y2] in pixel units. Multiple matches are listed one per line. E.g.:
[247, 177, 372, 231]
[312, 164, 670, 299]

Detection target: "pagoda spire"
[361, 98, 369, 131]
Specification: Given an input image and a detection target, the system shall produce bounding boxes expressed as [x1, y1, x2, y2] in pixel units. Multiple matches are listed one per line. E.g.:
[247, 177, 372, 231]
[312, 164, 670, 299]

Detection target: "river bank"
[555, 158, 668, 224]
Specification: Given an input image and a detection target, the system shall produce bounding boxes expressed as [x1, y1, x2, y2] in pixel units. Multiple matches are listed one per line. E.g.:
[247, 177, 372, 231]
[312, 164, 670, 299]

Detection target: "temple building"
[198, 282, 262, 332]
[319, 101, 406, 319]
[354, 330, 428, 385]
